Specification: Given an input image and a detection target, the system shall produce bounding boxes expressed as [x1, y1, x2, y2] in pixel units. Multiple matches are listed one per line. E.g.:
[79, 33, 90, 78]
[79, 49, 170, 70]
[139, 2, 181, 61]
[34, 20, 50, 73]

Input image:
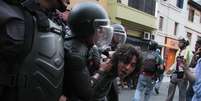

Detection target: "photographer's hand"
[180, 60, 196, 83]
[179, 60, 188, 71]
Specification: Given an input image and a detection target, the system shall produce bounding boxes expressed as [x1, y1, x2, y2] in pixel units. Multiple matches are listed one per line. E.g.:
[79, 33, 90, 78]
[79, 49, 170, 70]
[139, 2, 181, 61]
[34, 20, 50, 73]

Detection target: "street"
[119, 76, 179, 101]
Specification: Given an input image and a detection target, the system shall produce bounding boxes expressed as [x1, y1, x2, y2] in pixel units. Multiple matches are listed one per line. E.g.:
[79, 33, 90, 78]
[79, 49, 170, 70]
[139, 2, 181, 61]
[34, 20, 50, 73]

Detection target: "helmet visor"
[94, 25, 113, 50]
[113, 32, 127, 45]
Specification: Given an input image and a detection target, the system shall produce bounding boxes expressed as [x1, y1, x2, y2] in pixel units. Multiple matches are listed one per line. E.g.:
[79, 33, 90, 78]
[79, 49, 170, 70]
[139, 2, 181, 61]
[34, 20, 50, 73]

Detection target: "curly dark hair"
[196, 39, 201, 45]
[111, 44, 142, 72]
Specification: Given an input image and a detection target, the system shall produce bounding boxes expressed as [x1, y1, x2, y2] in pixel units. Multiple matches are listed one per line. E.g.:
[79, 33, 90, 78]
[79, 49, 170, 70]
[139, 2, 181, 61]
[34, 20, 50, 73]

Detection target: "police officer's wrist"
[93, 70, 105, 80]
[93, 73, 100, 80]
[99, 67, 106, 72]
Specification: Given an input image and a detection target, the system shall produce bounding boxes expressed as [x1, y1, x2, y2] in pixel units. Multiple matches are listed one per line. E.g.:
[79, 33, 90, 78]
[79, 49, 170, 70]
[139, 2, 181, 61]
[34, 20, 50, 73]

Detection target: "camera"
[176, 56, 184, 69]
[174, 56, 184, 79]
[172, 71, 184, 79]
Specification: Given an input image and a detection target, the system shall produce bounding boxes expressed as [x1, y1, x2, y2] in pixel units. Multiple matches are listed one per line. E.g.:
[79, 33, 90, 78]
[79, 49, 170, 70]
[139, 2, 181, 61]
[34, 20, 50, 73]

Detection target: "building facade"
[185, 0, 201, 51]
[69, 0, 157, 51]
[156, 0, 188, 70]
[108, 0, 157, 51]
[68, 0, 201, 70]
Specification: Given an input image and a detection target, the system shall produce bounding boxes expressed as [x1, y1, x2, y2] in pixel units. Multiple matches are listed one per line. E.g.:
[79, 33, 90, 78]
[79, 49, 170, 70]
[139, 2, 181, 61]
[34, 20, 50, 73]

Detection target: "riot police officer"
[111, 24, 127, 50]
[106, 24, 127, 101]
[0, 0, 67, 101]
[86, 23, 129, 101]
[63, 2, 113, 101]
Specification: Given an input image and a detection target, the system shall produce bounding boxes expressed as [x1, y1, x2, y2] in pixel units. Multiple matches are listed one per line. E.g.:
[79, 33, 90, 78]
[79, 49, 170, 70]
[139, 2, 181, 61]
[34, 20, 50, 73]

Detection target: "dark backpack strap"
[22, 8, 35, 57]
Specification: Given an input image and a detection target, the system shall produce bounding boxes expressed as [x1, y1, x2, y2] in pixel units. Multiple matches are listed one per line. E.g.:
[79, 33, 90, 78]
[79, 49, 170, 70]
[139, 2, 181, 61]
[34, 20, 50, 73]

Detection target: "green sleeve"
[156, 54, 163, 65]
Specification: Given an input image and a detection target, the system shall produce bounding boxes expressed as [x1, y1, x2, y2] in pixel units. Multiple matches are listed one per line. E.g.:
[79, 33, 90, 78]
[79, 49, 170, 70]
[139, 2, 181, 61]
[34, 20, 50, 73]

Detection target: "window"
[174, 22, 178, 35]
[128, 0, 156, 16]
[188, 8, 194, 22]
[117, 0, 121, 3]
[159, 16, 164, 31]
[150, 34, 155, 40]
[128, 0, 138, 9]
[145, 0, 156, 15]
[176, 0, 184, 9]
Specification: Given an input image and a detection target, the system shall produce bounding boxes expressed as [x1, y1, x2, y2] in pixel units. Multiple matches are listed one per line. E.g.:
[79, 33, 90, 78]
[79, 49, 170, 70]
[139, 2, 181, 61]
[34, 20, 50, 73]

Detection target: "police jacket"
[64, 39, 113, 101]
[0, 1, 64, 101]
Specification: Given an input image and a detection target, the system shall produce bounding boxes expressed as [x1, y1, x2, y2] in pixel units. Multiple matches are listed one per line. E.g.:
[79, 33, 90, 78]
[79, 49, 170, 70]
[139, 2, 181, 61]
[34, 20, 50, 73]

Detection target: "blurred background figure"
[153, 49, 165, 95]
[166, 37, 193, 101]
[132, 41, 163, 101]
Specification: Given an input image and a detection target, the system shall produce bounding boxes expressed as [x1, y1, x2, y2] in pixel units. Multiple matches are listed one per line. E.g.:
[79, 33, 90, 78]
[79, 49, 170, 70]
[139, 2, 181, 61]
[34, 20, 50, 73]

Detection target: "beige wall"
[157, 0, 187, 37]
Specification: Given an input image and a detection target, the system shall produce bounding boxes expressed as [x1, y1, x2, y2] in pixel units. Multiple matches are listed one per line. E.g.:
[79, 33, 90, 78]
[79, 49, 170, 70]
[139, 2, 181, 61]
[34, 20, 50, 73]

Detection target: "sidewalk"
[119, 75, 179, 101]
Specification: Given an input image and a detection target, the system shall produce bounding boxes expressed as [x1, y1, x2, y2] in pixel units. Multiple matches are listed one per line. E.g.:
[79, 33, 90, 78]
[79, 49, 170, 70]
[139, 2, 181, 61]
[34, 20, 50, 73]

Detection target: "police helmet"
[68, 2, 110, 38]
[111, 24, 127, 44]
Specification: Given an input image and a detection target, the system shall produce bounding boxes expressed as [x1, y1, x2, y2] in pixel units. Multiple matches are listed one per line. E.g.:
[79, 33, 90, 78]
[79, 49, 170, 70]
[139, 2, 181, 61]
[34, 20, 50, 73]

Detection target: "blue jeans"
[186, 83, 194, 101]
[154, 74, 164, 90]
[165, 76, 188, 101]
[132, 74, 155, 101]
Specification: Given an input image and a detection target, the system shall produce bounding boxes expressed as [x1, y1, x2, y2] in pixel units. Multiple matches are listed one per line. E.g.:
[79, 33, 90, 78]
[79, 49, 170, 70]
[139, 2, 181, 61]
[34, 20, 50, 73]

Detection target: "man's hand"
[108, 51, 115, 58]
[56, 10, 70, 22]
[92, 59, 112, 80]
[59, 95, 68, 101]
[99, 58, 112, 72]
[179, 60, 188, 71]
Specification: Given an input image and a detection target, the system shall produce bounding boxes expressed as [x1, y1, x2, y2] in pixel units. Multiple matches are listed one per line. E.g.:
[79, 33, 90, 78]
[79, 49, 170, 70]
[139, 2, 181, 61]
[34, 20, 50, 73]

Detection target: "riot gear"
[0, 0, 64, 101]
[112, 24, 127, 44]
[110, 24, 127, 50]
[68, 2, 108, 37]
[3, 0, 25, 5]
[68, 2, 113, 49]
[63, 2, 113, 101]
[94, 24, 113, 50]
[3, 0, 67, 11]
